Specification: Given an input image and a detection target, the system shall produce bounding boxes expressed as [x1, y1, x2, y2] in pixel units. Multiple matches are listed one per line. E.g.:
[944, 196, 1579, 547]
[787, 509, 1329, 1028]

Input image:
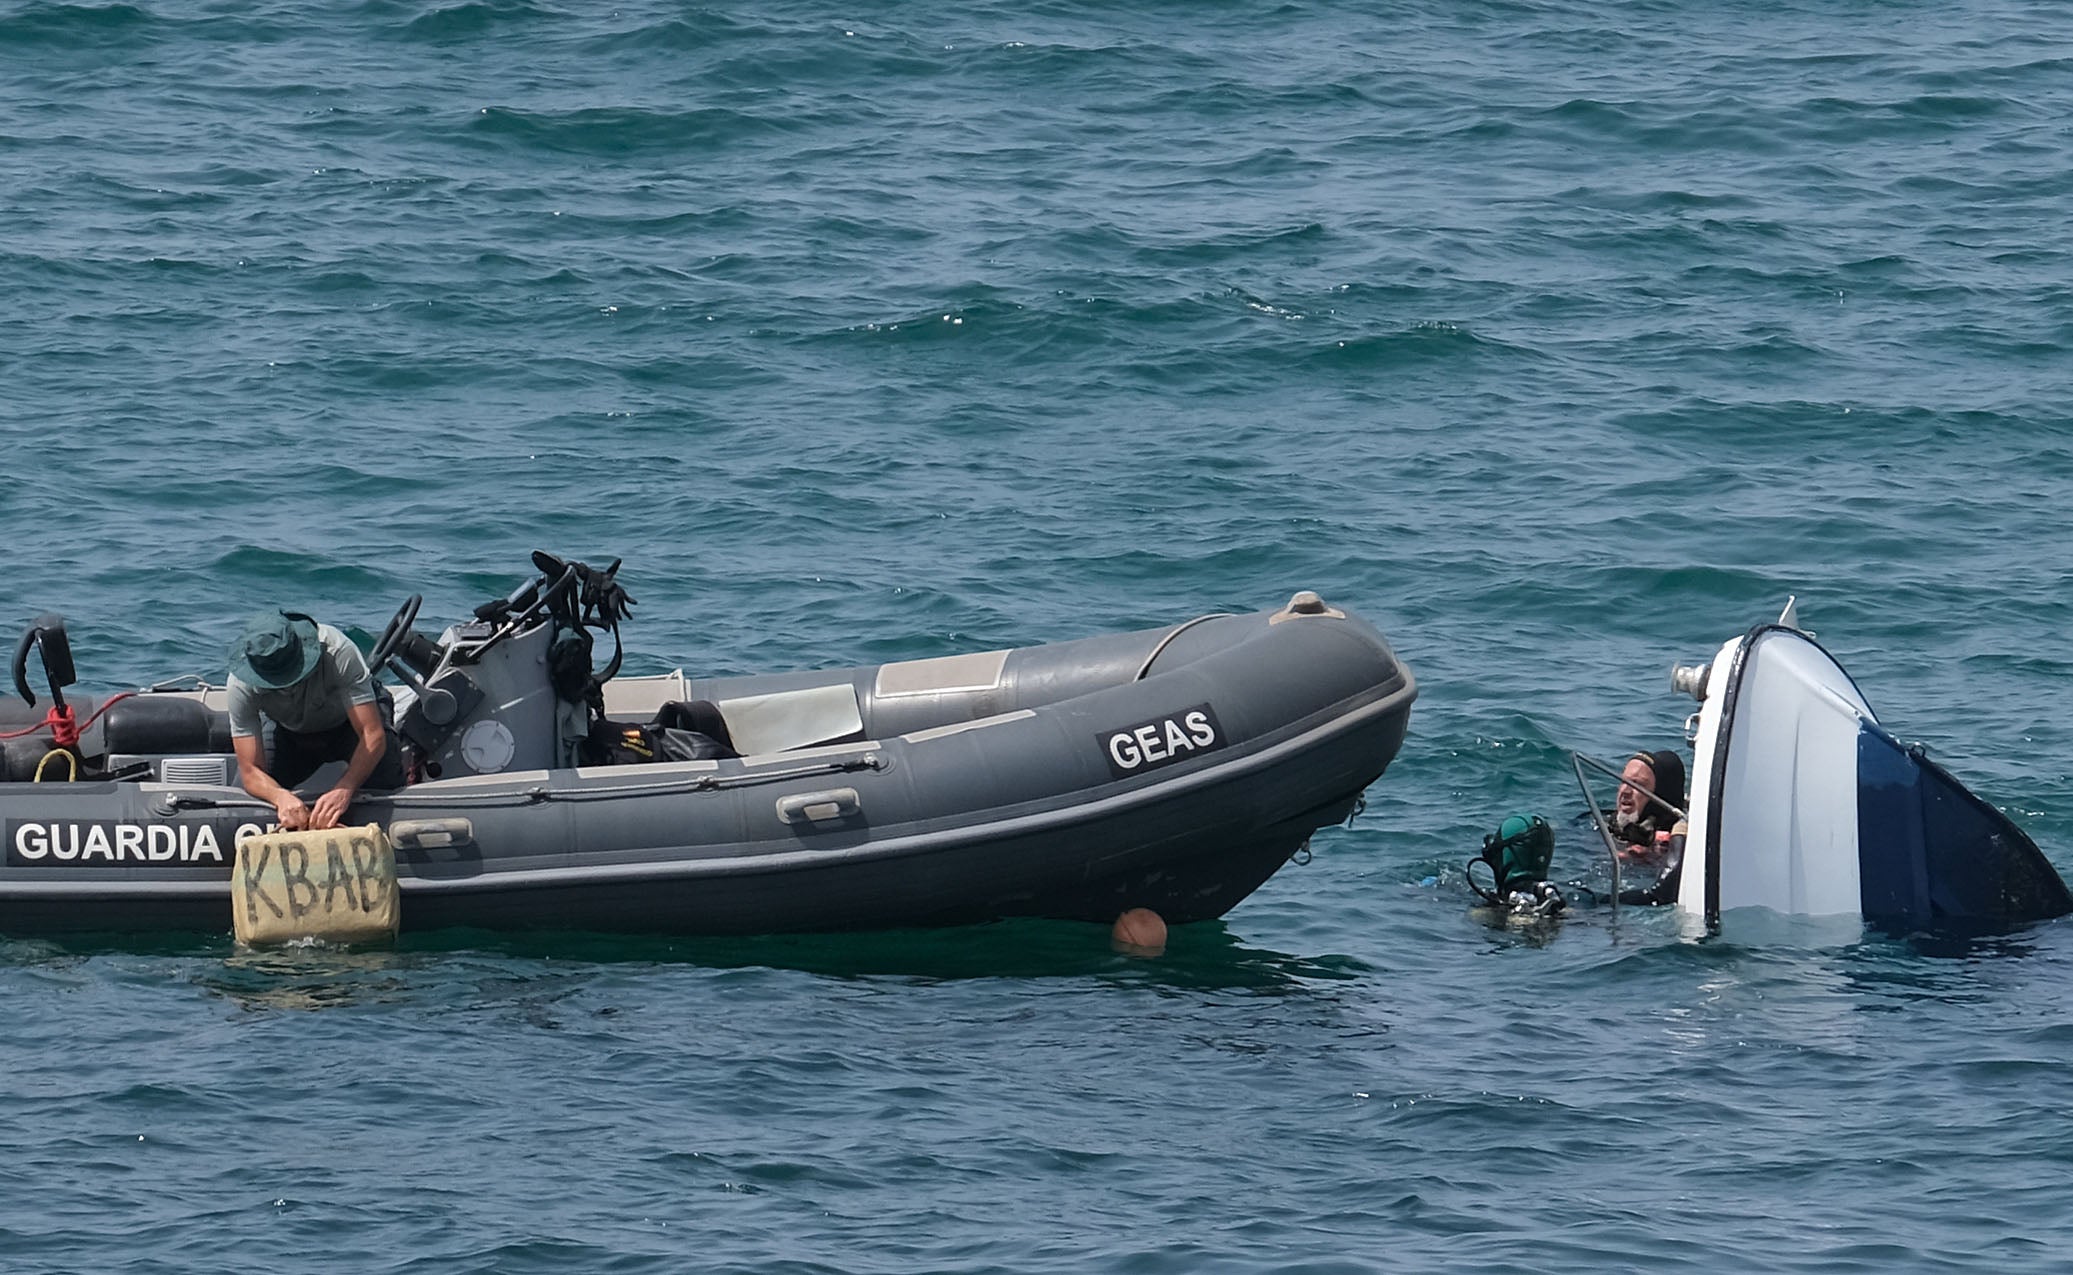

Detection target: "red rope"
[0, 691, 137, 742]
[76, 691, 134, 734]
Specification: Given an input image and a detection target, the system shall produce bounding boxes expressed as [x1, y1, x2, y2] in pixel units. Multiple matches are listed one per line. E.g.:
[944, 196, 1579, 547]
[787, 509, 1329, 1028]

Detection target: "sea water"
[3, 1, 2072, 1269]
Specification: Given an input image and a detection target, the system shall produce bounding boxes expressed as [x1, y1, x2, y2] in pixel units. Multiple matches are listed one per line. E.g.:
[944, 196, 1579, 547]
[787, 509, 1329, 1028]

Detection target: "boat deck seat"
[601, 676, 867, 758]
[711, 685, 865, 757]
[100, 695, 235, 757]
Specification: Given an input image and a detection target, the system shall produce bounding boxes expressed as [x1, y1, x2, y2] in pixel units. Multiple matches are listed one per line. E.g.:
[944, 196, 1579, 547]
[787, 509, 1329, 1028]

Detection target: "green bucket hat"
[231, 610, 322, 689]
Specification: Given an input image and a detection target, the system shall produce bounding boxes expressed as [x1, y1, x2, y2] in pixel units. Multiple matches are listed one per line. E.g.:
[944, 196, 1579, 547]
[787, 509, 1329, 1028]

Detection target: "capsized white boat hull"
[1676, 623, 2069, 930]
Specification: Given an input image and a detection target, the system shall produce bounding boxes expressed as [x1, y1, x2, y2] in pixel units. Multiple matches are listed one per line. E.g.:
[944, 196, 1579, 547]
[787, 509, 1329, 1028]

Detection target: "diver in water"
[1610, 748, 1687, 905]
[1468, 813, 1566, 917]
[1613, 750, 1685, 854]
[1469, 749, 1693, 917]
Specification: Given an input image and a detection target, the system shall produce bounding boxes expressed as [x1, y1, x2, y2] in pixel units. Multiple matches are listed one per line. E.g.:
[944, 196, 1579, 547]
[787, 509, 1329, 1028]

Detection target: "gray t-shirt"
[227, 623, 378, 737]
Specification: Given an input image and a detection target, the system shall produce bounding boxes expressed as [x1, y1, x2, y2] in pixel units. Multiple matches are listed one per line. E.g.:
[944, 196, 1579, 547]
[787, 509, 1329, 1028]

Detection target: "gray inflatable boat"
[0, 558, 1415, 936]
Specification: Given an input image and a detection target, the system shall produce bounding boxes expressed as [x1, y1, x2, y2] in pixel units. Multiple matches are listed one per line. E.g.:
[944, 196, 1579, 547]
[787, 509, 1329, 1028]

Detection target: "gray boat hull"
[0, 596, 1413, 936]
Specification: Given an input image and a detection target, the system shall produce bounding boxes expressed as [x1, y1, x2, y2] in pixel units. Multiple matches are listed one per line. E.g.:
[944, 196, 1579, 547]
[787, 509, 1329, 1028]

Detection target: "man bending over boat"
[227, 610, 404, 831]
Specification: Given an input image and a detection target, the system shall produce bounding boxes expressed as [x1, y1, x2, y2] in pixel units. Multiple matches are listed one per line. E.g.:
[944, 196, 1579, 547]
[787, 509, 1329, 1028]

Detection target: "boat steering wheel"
[367, 593, 423, 674]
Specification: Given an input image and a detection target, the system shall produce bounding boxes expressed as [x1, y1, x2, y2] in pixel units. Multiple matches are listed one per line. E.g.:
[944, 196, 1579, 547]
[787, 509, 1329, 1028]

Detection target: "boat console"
[371, 552, 670, 778]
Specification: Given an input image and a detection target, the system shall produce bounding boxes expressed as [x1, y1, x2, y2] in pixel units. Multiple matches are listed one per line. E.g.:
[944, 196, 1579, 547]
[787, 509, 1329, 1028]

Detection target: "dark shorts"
[271, 720, 406, 791]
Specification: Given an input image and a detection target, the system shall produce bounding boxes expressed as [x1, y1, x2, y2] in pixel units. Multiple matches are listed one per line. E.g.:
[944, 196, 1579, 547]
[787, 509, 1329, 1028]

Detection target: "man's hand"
[273, 794, 311, 831]
[309, 786, 356, 831]
[239, 735, 308, 830]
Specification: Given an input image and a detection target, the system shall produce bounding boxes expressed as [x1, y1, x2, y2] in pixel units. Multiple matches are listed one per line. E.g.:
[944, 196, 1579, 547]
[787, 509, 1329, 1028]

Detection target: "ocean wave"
[4, 3, 2073, 1268]
[0, 1, 152, 47]
[391, 0, 555, 43]
[465, 104, 801, 158]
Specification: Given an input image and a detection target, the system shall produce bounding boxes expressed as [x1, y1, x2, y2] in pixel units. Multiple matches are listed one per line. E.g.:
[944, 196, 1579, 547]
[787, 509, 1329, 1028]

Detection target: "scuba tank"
[1467, 813, 1565, 917]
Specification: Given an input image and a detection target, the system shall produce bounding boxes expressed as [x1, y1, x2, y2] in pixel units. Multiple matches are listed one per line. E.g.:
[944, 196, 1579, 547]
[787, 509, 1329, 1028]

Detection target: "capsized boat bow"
[1668, 600, 2070, 930]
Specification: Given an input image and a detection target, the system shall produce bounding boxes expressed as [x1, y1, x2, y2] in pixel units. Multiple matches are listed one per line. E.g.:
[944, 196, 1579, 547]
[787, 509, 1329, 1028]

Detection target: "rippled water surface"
[5, 0, 2073, 1269]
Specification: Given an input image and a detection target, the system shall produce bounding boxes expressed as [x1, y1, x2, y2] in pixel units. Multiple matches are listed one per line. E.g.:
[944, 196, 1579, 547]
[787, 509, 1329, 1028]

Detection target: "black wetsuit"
[1617, 832, 1685, 906]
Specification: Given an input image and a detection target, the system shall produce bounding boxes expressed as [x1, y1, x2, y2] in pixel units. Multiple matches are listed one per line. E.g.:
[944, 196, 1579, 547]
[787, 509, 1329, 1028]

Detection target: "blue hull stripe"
[1855, 724, 2071, 926]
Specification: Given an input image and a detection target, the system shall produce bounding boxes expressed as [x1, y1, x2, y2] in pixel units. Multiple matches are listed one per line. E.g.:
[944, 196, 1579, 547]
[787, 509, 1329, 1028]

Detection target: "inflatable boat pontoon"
[0, 556, 1415, 937]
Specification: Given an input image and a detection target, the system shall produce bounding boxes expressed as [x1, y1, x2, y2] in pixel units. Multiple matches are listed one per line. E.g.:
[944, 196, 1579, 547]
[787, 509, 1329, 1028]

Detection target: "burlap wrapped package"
[232, 823, 400, 946]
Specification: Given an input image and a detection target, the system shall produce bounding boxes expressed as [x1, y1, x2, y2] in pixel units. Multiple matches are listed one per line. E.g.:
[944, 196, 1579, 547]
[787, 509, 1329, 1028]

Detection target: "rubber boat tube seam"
[0, 673, 1413, 899]
[1133, 614, 1235, 681]
[150, 753, 878, 812]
